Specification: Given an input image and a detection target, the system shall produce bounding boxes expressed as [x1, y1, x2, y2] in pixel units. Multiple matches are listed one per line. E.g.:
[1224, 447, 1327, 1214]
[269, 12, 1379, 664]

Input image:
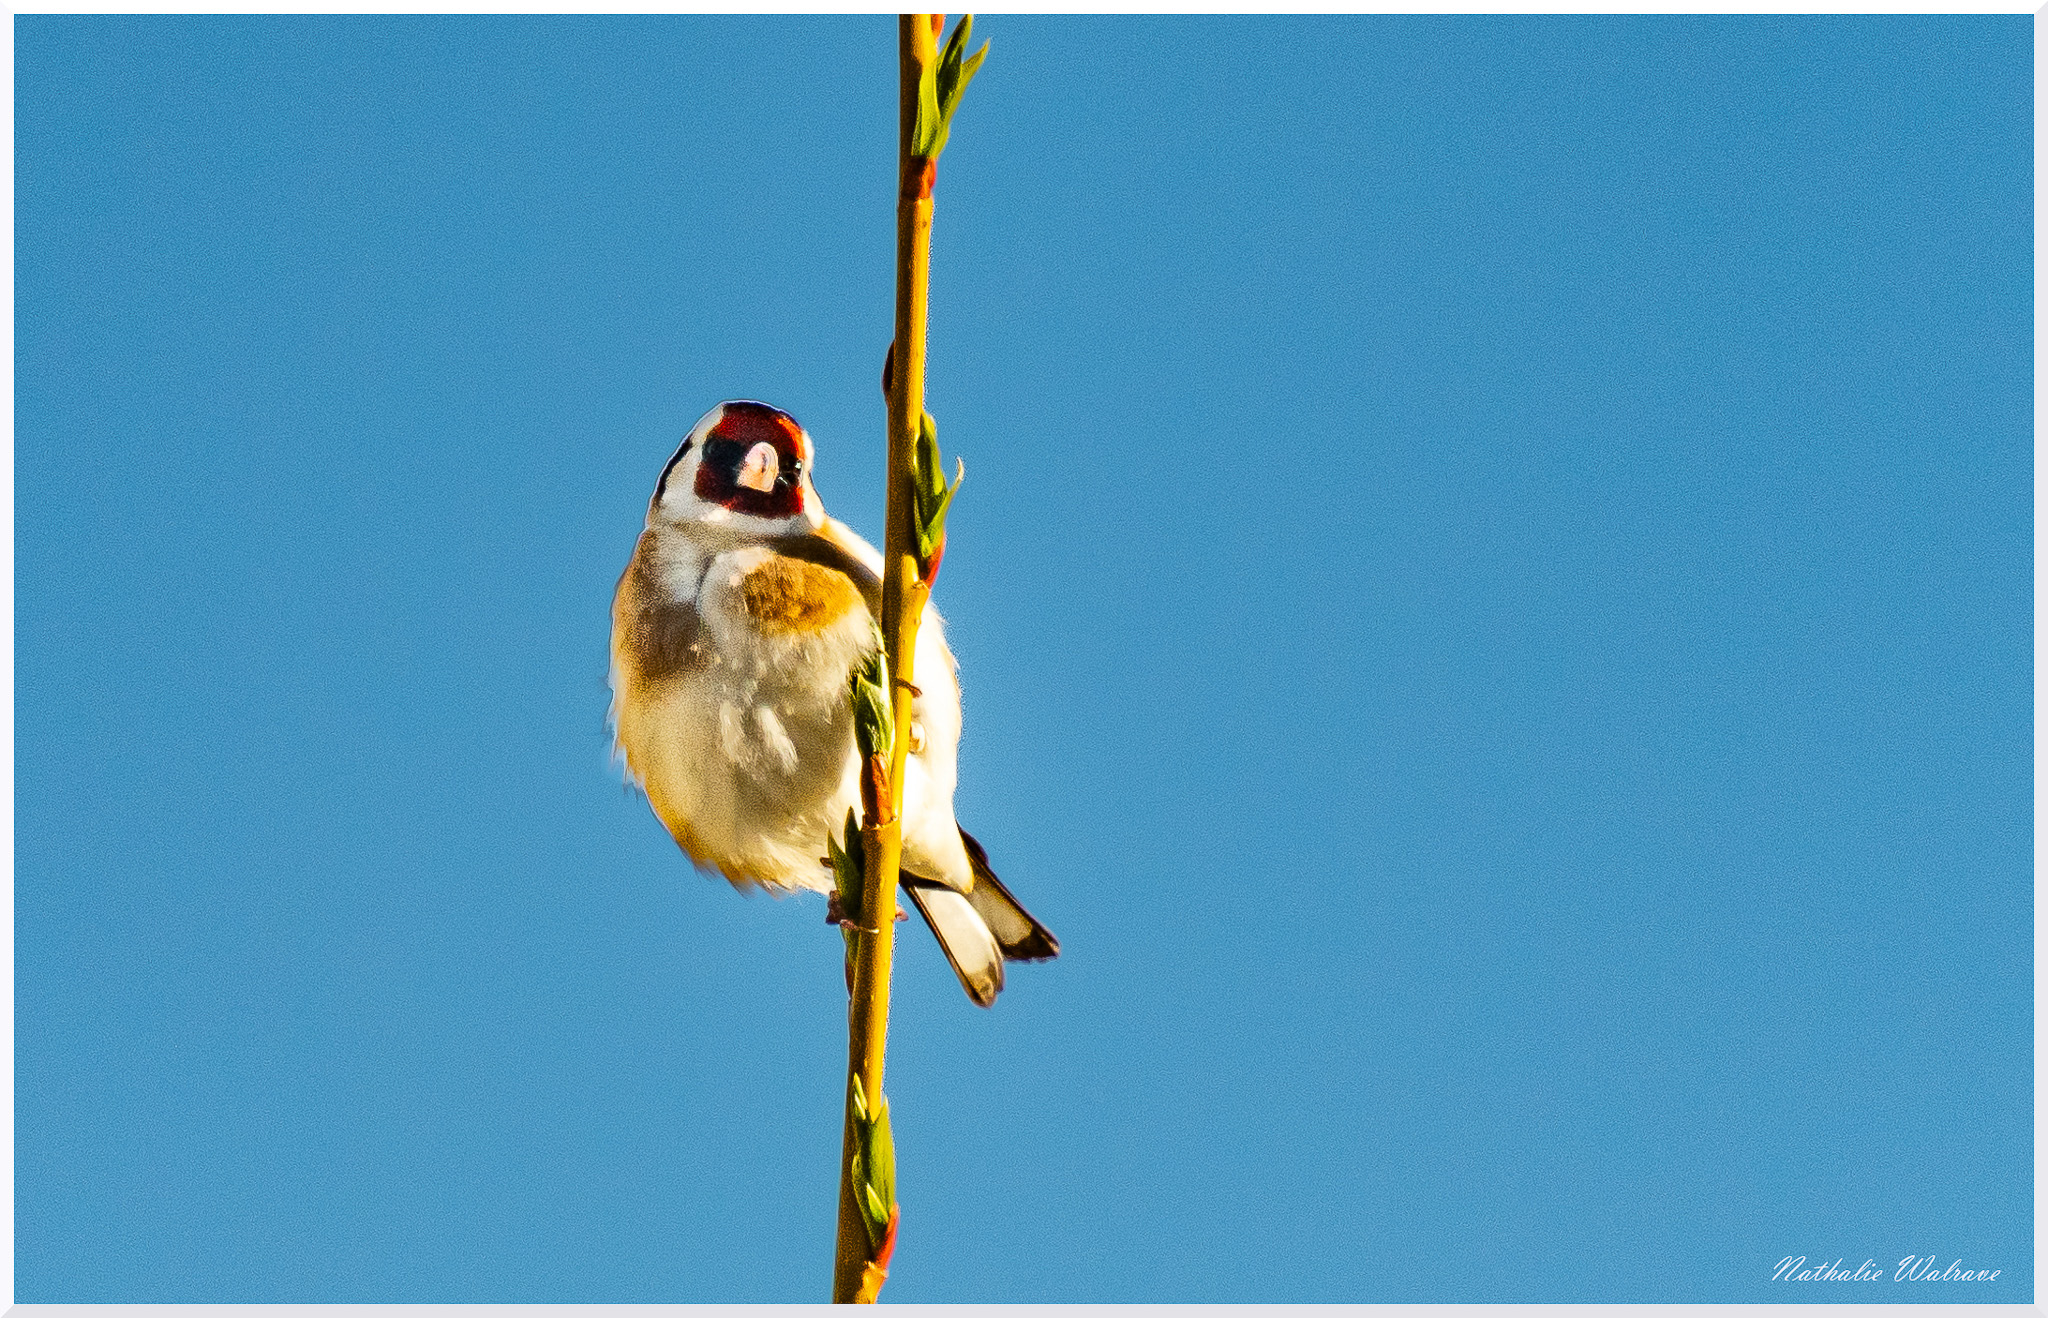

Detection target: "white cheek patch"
[738, 442, 780, 492]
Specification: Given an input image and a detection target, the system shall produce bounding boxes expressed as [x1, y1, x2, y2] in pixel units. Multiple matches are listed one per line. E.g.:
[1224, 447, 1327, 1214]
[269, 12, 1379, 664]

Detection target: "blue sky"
[16, 15, 2031, 1303]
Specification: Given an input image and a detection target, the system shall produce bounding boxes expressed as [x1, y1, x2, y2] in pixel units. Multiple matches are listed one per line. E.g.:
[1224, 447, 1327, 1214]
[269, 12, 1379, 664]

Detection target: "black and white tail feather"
[901, 828, 1059, 1007]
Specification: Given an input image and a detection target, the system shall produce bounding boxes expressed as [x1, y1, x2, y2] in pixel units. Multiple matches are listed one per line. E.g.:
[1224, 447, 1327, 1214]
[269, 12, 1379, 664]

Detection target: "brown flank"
[614, 531, 708, 682]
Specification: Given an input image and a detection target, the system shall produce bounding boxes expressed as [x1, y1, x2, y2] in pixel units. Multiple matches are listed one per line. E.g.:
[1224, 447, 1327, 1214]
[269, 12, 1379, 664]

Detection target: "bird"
[609, 399, 1057, 1006]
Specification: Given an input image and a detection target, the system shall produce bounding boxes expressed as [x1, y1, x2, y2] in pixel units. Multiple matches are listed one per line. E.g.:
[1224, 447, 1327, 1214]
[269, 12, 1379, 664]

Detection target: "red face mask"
[693, 403, 808, 520]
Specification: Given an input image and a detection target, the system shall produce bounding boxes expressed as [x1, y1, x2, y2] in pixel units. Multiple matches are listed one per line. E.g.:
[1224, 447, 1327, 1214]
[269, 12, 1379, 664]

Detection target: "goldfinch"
[609, 400, 1057, 1005]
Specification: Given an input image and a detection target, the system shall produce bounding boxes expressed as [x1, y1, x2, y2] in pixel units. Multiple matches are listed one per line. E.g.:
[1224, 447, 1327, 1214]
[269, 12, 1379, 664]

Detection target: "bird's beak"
[737, 442, 780, 493]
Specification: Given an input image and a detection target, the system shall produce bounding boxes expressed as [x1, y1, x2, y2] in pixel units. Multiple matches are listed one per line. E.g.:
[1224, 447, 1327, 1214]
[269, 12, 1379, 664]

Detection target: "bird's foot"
[826, 892, 908, 931]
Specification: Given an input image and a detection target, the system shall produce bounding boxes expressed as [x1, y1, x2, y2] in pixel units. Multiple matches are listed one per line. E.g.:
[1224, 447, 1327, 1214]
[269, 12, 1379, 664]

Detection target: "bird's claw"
[825, 892, 870, 932]
[826, 892, 907, 931]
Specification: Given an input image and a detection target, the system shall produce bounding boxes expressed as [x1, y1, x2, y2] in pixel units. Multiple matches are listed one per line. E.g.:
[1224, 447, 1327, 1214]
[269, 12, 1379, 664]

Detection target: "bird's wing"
[767, 518, 883, 618]
[816, 516, 886, 577]
[791, 516, 976, 890]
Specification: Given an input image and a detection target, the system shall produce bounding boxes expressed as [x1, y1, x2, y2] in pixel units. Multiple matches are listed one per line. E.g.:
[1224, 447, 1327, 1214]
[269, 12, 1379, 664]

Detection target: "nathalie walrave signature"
[1774, 1256, 2002, 1283]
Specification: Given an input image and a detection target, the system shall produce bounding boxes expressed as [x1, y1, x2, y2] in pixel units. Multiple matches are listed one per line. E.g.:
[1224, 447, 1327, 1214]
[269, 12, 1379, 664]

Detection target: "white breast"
[613, 527, 973, 894]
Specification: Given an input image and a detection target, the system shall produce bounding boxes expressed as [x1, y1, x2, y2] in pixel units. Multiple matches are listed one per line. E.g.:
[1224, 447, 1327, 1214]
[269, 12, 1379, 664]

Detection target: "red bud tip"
[861, 756, 893, 826]
[902, 156, 936, 201]
[875, 1203, 902, 1269]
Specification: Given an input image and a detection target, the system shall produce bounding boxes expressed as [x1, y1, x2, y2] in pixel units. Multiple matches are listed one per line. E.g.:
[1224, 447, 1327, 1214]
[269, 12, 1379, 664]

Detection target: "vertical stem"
[833, 12, 940, 1304]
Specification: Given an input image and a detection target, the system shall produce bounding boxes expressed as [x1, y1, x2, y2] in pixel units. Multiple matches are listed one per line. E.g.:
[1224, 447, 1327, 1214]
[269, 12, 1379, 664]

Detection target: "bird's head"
[649, 401, 824, 535]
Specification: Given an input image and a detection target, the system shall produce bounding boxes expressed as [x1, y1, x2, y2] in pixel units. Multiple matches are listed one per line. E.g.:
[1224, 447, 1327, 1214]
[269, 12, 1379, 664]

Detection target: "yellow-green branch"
[831, 13, 942, 1304]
